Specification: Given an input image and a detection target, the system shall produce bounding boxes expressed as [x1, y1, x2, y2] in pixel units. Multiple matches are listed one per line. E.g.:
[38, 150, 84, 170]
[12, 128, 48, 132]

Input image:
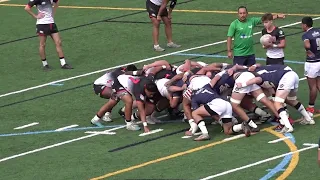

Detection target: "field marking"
[1, 17, 319, 99]
[90, 128, 273, 180]
[0, 3, 319, 17]
[14, 122, 39, 130]
[264, 129, 298, 180]
[0, 125, 126, 163]
[84, 131, 116, 135]
[139, 129, 163, 137]
[268, 136, 291, 144]
[55, 124, 79, 131]
[198, 143, 316, 180]
[303, 143, 318, 146]
[0, 0, 9, 3]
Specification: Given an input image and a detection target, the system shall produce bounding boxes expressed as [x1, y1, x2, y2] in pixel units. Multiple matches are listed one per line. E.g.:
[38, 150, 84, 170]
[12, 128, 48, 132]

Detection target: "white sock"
[254, 107, 269, 116]
[198, 121, 208, 134]
[42, 60, 48, 66]
[131, 113, 138, 121]
[188, 119, 198, 134]
[297, 104, 312, 121]
[248, 119, 258, 128]
[232, 124, 242, 133]
[121, 106, 125, 112]
[60, 58, 66, 66]
[279, 111, 292, 128]
[154, 44, 160, 48]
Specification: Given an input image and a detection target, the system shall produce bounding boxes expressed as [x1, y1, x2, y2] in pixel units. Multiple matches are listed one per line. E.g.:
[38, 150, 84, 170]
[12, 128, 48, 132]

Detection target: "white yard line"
[268, 137, 291, 144]
[14, 122, 39, 130]
[1, 17, 319, 99]
[0, 0, 10, 3]
[139, 128, 163, 136]
[84, 131, 116, 135]
[55, 124, 79, 131]
[0, 125, 126, 163]
[199, 144, 318, 180]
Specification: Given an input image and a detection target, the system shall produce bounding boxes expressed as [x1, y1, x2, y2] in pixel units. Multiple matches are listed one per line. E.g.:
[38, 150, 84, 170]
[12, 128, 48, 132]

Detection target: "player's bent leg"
[121, 94, 140, 131]
[251, 89, 278, 119]
[274, 90, 293, 133]
[192, 106, 211, 141]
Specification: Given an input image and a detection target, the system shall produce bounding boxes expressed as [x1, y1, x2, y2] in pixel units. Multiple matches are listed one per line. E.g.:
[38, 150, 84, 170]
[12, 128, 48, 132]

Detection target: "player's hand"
[306, 51, 316, 58]
[185, 130, 193, 136]
[248, 65, 257, 72]
[277, 14, 286, 19]
[227, 68, 234, 76]
[164, 81, 171, 87]
[144, 126, 150, 133]
[36, 13, 45, 19]
[157, 15, 161, 21]
[143, 65, 149, 71]
[227, 51, 233, 59]
[182, 84, 187, 90]
[270, 36, 276, 42]
[236, 83, 242, 88]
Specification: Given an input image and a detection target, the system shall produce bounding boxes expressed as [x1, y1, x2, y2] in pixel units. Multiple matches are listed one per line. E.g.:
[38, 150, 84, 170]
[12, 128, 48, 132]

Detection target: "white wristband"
[143, 122, 148, 127]
[184, 72, 190, 76]
[133, 71, 138, 75]
[162, 65, 167, 69]
[273, 44, 278, 48]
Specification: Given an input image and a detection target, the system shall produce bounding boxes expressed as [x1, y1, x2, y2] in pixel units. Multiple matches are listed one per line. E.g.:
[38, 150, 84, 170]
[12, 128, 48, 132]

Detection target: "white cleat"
[126, 124, 141, 131]
[102, 112, 113, 122]
[300, 118, 315, 125]
[280, 126, 294, 133]
[154, 45, 165, 52]
[167, 42, 181, 48]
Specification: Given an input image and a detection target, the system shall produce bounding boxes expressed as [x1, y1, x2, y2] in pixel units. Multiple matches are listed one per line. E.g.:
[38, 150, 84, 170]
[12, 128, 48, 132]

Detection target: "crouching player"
[186, 84, 244, 141]
[116, 74, 159, 132]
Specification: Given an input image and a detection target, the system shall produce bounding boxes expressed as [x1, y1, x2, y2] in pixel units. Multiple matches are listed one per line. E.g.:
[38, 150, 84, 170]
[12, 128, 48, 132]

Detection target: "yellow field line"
[90, 126, 275, 180]
[1, 3, 320, 17]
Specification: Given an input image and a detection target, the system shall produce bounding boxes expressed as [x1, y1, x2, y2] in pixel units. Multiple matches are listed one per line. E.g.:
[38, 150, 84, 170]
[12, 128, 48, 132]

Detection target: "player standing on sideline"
[146, 0, 181, 51]
[301, 17, 320, 116]
[261, 13, 286, 65]
[25, 0, 73, 71]
[318, 137, 320, 167]
[227, 6, 285, 66]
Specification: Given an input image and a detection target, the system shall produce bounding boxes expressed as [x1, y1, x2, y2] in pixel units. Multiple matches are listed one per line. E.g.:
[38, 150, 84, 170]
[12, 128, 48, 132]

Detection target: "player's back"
[302, 28, 320, 61]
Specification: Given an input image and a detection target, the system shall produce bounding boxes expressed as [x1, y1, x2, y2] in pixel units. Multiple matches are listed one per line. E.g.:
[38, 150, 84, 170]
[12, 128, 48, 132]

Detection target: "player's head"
[261, 13, 274, 29]
[301, 17, 313, 31]
[237, 6, 248, 21]
[126, 64, 137, 71]
[145, 82, 158, 98]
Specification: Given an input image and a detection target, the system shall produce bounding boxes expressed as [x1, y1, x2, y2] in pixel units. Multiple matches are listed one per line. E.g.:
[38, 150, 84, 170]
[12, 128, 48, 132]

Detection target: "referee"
[227, 6, 285, 66]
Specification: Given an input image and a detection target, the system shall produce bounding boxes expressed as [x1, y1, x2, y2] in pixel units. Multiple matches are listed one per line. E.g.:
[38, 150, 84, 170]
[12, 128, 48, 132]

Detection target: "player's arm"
[272, 14, 285, 20]
[168, 83, 187, 92]
[165, 73, 184, 87]
[53, 0, 59, 17]
[168, 0, 177, 18]
[143, 60, 171, 70]
[227, 22, 235, 59]
[136, 100, 150, 132]
[236, 76, 262, 88]
[157, 0, 169, 20]
[209, 73, 222, 88]
[24, 0, 41, 19]
[303, 39, 316, 58]
[275, 29, 286, 48]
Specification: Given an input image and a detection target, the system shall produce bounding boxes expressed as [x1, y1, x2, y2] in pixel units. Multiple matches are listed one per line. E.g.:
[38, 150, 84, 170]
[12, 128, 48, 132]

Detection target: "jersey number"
[316, 38, 320, 50]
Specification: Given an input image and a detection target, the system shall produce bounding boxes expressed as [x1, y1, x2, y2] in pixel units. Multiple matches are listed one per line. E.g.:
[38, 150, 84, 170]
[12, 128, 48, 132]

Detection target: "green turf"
[1, 0, 320, 179]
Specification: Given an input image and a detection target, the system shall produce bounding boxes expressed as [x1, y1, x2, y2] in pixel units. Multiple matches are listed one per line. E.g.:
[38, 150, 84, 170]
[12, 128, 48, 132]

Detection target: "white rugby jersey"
[150, 0, 163, 6]
[27, 0, 57, 24]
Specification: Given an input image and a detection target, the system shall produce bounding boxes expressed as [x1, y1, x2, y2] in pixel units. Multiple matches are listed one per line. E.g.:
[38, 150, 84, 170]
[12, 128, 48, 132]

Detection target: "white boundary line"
[1, 17, 319, 99]
[199, 143, 318, 180]
[0, 0, 10, 3]
[268, 137, 291, 144]
[14, 122, 39, 130]
[139, 128, 163, 136]
[0, 18, 319, 163]
[0, 125, 126, 163]
[55, 124, 79, 131]
[84, 131, 116, 135]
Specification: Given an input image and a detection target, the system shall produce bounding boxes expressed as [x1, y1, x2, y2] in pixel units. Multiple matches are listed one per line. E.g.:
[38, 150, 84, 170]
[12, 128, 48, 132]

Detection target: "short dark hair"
[126, 64, 137, 71]
[238, 6, 247, 12]
[302, 17, 313, 27]
[261, 13, 273, 21]
[145, 82, 158, 93]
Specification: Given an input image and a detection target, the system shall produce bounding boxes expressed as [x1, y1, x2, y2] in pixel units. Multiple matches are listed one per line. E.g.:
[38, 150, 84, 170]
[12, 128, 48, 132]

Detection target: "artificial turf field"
[0, 0, 320, 179]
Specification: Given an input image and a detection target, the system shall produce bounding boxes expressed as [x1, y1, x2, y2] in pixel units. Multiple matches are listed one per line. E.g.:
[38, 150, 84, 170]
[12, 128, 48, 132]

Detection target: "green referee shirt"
[227, 17, 262, 56]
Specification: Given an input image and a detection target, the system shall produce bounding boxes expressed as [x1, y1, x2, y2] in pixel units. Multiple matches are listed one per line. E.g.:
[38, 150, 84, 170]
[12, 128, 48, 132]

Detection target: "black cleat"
[43, 65, 52, 71]
[61, 64, 73, 69]
[118, 108, 125, 118]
